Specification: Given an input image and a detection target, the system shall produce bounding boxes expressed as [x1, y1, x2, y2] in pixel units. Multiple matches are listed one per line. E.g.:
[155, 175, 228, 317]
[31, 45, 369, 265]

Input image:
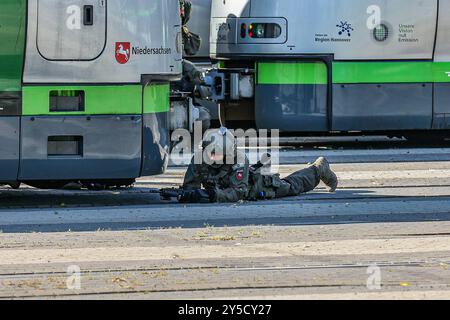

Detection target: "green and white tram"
[0, 0, 182, 188]
[209, 0, 450, 139]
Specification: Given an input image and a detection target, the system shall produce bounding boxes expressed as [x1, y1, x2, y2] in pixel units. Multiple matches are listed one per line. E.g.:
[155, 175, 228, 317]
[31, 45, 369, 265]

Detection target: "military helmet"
[203, 127, 236, 164]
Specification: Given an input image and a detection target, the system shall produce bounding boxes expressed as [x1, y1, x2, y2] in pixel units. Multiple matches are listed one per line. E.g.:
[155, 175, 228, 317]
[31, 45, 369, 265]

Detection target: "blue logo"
[336, 21, 354, 37]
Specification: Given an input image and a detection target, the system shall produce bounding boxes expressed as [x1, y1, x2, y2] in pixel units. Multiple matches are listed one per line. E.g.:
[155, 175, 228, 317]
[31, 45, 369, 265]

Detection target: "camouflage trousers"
[249, 166, 320, 200]
[275, 166, 320, 198]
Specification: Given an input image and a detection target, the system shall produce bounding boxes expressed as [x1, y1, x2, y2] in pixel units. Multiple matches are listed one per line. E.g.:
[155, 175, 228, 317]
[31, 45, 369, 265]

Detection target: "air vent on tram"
[48, 136, 84, 157]
[50, 90, 85, 112]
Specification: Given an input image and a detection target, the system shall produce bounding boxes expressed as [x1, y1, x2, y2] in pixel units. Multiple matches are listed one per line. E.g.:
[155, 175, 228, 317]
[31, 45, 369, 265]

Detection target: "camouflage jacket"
[182, 154, 250, 203]
[182, 153, 286, 203]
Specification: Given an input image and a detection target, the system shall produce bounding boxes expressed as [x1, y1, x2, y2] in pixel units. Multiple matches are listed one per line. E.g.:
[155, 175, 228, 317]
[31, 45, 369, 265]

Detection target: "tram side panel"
[253, 0, 435, 132]
[210, 0, 436, 59]
[0, 0, 25, 183]
[20, 0, 181, 182]
[328, 0, 436, 132]
[211, 0, 450, 134]
[433, 0, 450, 130]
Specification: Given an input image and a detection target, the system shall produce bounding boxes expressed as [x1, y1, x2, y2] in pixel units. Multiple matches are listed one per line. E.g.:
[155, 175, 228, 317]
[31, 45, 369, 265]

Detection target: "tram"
[0, 0, 182, 188]
[208, 0, 450, 138]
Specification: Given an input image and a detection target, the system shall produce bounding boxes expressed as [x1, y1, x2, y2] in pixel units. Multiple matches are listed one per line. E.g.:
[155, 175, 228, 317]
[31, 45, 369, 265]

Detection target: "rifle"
[159, 187, 215, 203]
[159, 188, 184, 201]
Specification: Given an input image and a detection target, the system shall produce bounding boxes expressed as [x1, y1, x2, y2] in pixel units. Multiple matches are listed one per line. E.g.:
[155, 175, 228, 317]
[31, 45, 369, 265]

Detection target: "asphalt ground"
[1, 139, 450, 299]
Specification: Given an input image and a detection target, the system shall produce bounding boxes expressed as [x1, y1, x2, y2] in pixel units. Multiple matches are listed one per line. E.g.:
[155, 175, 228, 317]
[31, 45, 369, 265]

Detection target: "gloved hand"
[179, 189, 216, 203]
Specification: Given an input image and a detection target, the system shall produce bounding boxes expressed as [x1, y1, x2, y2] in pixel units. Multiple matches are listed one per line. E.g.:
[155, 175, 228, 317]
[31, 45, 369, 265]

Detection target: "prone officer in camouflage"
[177, 128, 338, 203]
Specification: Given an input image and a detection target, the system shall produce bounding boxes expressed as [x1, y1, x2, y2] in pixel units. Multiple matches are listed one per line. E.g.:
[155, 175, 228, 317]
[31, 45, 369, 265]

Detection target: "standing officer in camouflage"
[174, 128, 338, 203]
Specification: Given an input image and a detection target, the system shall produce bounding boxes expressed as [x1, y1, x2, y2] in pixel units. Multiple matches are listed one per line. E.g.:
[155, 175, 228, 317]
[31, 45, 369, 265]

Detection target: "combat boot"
[311, 157, 338, 192]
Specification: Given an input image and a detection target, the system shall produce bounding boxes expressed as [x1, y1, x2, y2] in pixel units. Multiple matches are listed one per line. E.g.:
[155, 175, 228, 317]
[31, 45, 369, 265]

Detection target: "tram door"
[255, 60, 329, 132]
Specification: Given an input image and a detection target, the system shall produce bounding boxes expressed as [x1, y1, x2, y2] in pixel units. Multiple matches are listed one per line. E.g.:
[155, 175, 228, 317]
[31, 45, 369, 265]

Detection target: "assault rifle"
[159, 188, 214, 203]
[159, 188, 184, 201]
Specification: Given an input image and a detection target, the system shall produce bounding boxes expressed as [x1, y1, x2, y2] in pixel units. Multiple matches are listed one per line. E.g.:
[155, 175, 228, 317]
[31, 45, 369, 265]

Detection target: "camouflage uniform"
[182, 153, 322, 203]
[183, 151, 250, 203]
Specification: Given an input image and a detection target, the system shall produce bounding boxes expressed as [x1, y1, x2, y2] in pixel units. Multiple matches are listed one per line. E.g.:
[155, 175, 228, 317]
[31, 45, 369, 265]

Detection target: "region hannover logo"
[115, 42, 131, 64]
[336, 21, 354, 37]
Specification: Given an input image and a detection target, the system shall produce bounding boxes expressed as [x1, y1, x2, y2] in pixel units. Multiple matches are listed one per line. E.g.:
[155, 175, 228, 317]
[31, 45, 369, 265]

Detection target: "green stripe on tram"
[257, 61, 450, 85]
[22, 84, 170, 116]
[333, 62, 450, 84]
[143, 83, 170, 114]
[22, 85, 143, 116]
[258, 62, 328, 85]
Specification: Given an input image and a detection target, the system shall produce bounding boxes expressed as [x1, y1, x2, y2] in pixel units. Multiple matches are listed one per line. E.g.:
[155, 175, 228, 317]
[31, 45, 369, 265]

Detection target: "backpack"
[182, 25, 202, 56]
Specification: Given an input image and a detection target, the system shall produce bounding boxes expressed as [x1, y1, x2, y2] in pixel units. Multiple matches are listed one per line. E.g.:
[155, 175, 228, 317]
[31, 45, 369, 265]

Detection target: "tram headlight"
[255, 24, 265, 38]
